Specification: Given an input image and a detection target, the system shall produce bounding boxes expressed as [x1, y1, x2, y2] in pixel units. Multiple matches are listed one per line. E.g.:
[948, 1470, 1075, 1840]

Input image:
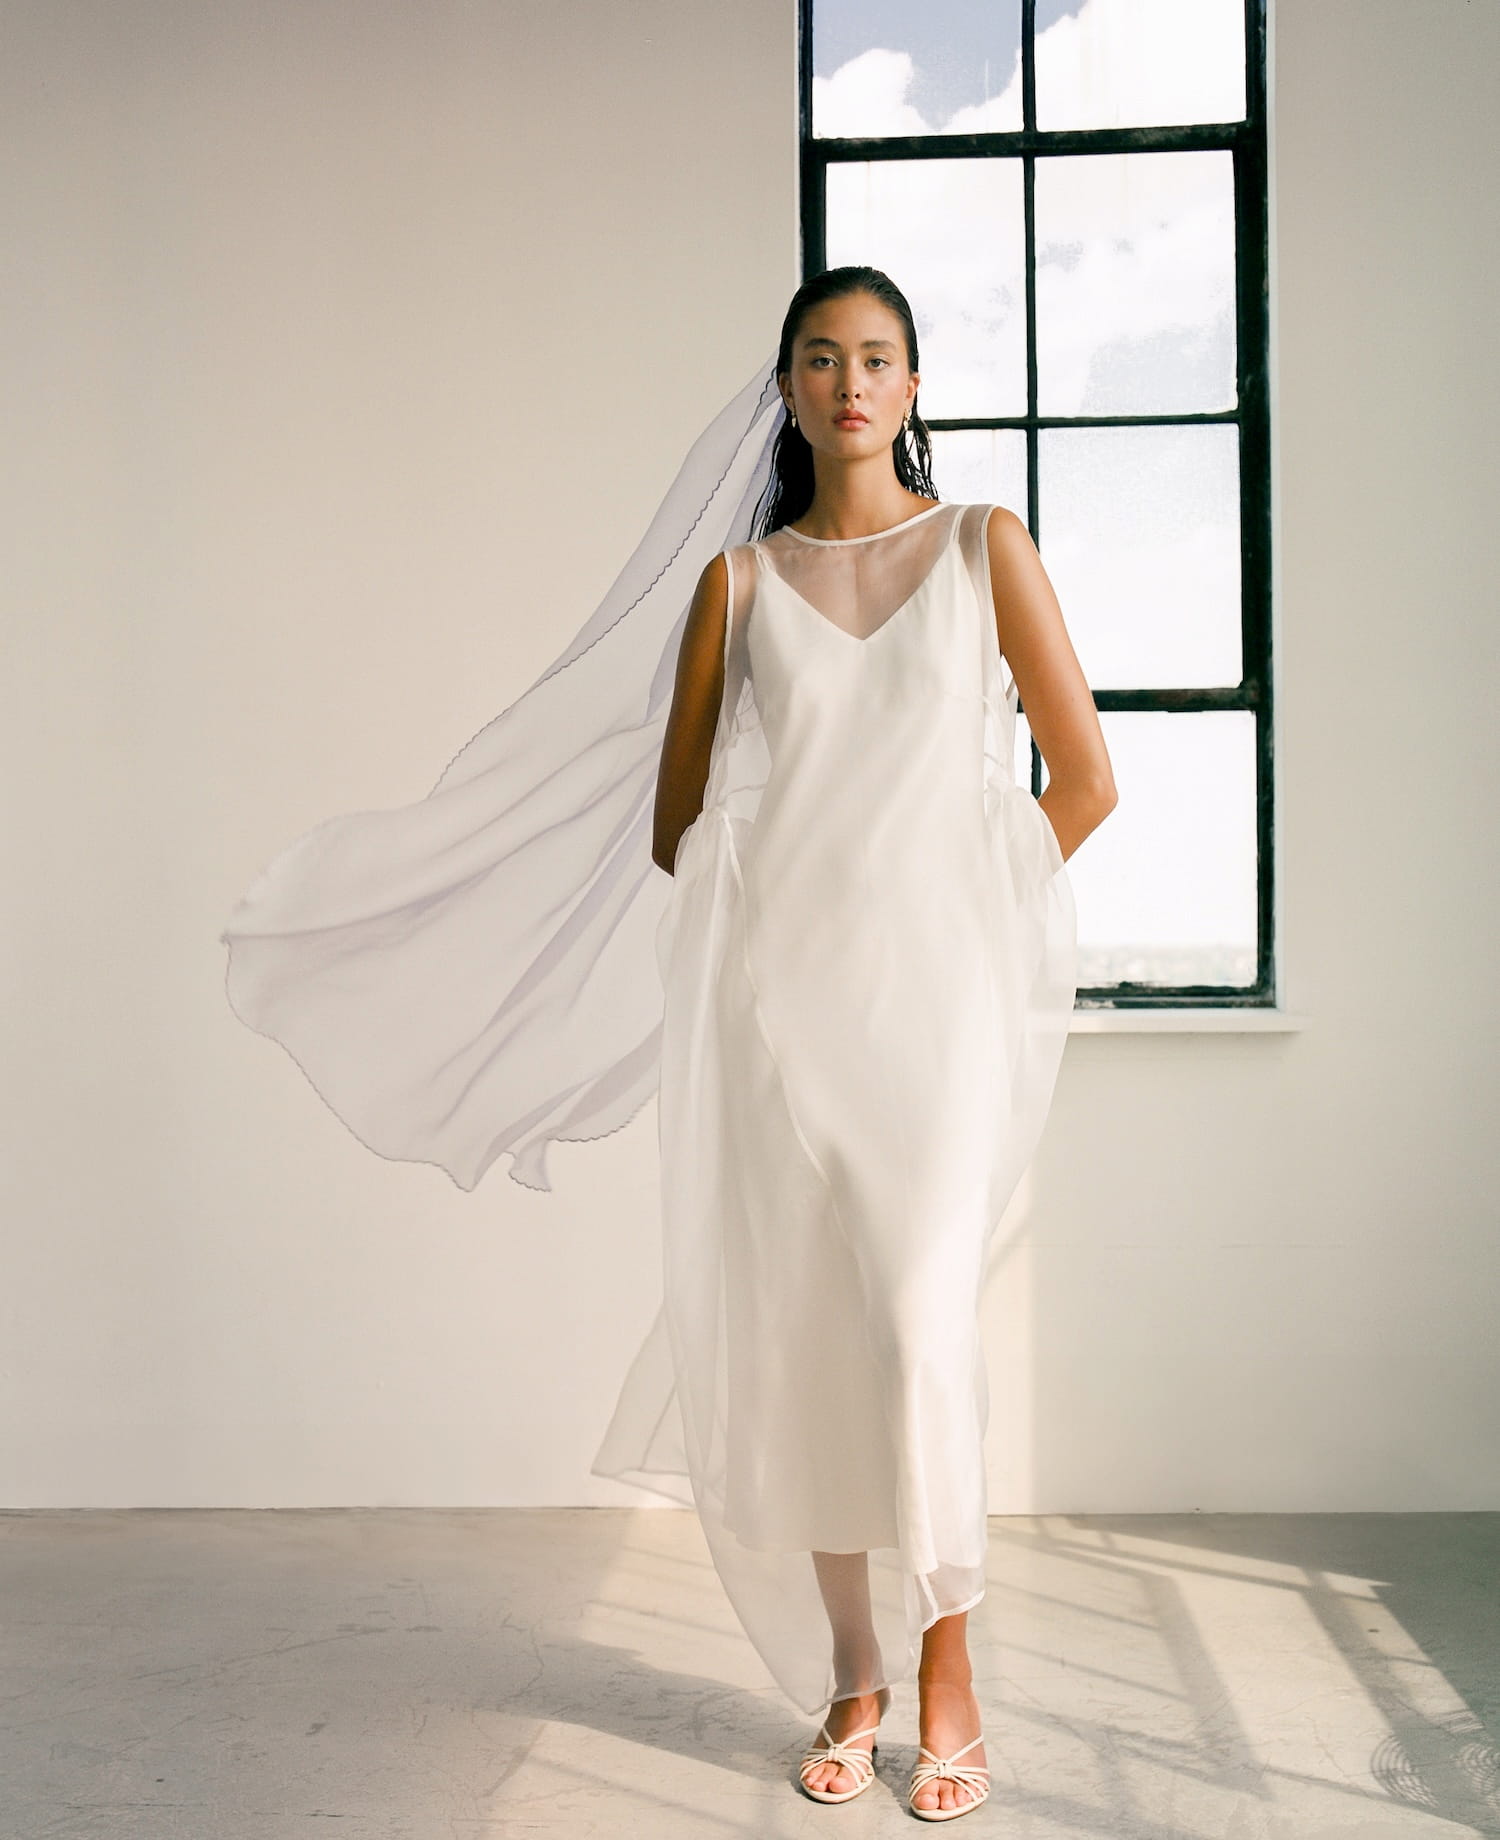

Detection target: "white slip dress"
[590, 498, 1077, 1716]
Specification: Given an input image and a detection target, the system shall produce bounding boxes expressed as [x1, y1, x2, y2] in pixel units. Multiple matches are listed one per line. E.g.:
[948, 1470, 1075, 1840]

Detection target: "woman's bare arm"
[986, 506, 1117, 862]
[652, 552, 729, 875]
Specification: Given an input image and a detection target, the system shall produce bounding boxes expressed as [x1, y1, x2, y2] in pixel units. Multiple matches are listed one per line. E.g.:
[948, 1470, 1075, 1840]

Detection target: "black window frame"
[798, 0, 1274, 1010]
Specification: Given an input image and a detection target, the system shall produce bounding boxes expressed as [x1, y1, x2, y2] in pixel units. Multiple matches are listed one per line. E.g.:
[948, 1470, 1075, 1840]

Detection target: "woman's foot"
[801, 1687, 888, 1796]
[913, 1675, 987, 1815]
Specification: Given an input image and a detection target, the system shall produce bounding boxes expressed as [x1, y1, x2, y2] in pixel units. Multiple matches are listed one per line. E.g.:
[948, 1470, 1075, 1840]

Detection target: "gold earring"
[789, 406, 797, 428]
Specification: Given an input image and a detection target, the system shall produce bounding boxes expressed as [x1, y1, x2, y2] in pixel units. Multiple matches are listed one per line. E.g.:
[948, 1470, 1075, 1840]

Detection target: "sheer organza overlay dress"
[591, 499, 1077, 1715]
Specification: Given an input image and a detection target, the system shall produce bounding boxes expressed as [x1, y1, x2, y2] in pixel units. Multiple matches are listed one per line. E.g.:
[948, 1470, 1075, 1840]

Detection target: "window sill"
[1069, 1007, 1308, 1034]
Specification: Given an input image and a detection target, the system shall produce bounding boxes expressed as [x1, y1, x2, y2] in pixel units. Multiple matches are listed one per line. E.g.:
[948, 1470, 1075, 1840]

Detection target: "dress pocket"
[656, 806, 718, 985]
[1032, 795, 1064, 876]
[983, 777, 1067, 902]
[671, 812, 701, 877]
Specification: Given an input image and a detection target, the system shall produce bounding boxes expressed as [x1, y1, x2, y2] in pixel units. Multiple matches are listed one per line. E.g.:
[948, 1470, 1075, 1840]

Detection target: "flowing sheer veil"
[220, 352, 785, 1193]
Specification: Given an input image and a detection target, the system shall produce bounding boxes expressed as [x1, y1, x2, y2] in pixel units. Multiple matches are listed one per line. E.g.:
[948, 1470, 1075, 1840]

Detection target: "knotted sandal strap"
[907, 1730, 991, 1820]
[798, 1718, 881, 1800]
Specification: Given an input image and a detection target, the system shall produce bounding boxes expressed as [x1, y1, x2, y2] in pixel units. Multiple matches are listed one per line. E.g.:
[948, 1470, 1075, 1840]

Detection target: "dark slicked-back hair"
[751, 266, 937, 539]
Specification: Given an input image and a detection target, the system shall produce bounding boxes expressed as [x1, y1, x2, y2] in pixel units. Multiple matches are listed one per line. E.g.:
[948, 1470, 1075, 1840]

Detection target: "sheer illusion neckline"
[780, 501, 946, 546]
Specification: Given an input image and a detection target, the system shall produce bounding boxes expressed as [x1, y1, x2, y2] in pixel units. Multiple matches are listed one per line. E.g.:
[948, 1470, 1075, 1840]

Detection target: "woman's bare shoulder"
[983, 503, 1040, 570]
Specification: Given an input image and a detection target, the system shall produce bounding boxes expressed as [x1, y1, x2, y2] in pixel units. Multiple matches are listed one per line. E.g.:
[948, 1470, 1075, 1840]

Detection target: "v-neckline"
[757, 528, 957, 647]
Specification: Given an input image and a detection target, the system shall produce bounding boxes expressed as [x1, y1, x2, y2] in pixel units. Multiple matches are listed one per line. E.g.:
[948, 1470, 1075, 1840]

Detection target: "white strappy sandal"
[907, 1730, 991, 1821]
[797, 1686, 892, 1803]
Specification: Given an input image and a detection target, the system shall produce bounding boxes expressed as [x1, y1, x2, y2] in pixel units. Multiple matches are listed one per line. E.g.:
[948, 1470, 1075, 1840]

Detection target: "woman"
[646, 266, 1116, 1819]
[220, 264, 1114, 1825]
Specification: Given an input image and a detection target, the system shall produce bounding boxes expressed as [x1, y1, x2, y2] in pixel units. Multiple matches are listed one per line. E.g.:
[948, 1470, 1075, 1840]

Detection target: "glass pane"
[1039, 424, 1241, 689]
[930, 428, 1028, 518]
[826, 160, 1027, 418]
[1036, 150, 1236, 416]
[1068, 711, 1258, 988]
[813, 0, 1023, 139]
[1035, 0, 1246, 130]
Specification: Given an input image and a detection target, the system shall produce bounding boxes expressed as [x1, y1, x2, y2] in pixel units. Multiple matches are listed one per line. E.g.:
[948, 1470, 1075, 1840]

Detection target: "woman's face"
[779, 292, 919, 459]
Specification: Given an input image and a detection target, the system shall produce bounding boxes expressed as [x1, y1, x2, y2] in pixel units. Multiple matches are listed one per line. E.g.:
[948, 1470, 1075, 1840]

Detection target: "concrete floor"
[2, 1509, 1499, 1839]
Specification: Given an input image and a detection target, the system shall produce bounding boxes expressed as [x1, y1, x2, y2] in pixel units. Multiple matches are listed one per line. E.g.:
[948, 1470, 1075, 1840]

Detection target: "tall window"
[802, 0, 1272, 1008]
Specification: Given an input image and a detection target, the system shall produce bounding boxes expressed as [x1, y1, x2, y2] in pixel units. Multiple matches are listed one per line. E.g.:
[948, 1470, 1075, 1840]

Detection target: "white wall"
[2, 0, 1495, 1510]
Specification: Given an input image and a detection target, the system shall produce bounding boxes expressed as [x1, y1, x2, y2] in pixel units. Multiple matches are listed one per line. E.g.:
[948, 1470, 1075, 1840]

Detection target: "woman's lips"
[834, 414, 869, 428]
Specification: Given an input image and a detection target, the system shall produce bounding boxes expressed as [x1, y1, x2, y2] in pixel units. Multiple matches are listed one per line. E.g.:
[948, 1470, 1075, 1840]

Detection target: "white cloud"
[812, 47, 933, 140]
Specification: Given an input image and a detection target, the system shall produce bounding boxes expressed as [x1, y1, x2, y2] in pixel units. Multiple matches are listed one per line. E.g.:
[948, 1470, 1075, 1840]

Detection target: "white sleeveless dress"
[592, 499, 1077, 1716]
